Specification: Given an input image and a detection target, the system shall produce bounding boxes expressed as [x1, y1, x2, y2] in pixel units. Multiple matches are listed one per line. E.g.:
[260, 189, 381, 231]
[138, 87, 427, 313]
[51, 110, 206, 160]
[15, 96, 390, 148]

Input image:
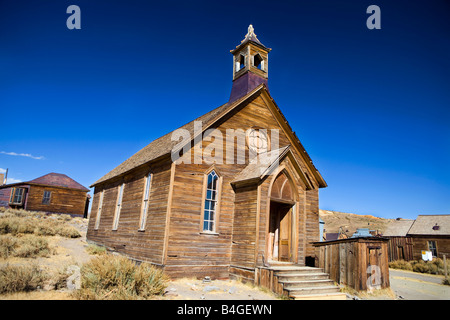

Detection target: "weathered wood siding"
[386, 236, 414, 261]
[87, 160, 172, 265]
[411, 236, 450, 260]
[305, 189, 320, 264]
[231, 185, 258, 270]
[26, 185, 87, 216]
[314, 238, 390, 291]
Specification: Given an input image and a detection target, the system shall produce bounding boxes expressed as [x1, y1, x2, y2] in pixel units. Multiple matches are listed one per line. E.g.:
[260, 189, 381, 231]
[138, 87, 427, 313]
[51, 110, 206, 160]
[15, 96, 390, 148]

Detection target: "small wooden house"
[384, 215, 450, 261]
[86, 26, 327, 280]
[408, 215, 450, 260]
[0, 172, 90, 217]
[383, 219, 414, 261]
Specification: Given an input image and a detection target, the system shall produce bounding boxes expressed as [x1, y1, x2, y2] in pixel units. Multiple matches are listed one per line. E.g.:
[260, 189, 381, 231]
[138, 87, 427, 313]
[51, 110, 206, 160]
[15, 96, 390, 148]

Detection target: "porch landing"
[257, 262, 347, 300]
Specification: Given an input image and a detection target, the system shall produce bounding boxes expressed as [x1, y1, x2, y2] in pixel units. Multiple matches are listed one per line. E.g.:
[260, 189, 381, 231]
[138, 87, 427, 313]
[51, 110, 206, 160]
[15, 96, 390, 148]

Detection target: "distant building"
[383, 215, 450, 261]
[0, 172, 90, 217]
[408, 215, 450, 260]
[351, 228, 373, 238]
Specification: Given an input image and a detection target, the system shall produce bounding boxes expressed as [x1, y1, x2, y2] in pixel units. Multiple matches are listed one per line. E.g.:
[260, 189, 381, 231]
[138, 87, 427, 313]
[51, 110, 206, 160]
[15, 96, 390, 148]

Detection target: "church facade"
[86, 26, 327, 280]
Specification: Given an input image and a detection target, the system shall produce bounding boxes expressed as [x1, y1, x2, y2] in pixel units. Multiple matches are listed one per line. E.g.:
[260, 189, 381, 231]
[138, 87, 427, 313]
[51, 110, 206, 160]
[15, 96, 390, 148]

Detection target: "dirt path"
[389, 269, 450, 300]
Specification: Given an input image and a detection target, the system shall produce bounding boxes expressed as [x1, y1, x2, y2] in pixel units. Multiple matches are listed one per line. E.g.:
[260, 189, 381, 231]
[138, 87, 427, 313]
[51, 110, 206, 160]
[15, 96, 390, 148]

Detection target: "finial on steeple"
[242, 24, 260, 44]
[245, 24, 255, 39]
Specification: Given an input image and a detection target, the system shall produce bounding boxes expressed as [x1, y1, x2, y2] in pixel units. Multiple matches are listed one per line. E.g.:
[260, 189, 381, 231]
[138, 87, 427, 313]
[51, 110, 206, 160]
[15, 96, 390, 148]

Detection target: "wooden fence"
[313, 237, 390, 291]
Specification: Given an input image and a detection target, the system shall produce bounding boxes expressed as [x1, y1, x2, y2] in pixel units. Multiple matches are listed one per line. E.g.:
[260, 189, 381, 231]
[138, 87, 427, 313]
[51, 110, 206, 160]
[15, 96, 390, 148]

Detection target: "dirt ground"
[0, 217, 279, 300]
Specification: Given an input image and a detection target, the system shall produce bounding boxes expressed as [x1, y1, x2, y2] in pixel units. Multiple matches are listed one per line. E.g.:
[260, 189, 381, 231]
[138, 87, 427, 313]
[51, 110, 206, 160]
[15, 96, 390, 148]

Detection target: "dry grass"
[86, 244, 106, 256]
[340, 285, 396, 300]
[0, 208, 85, 297]
[389, 258, 447, 275]
[0, 234, 53, 259]
[0, 208, 81, 238]
[0, 264, 48, 294]
[73, 254, 169, 300]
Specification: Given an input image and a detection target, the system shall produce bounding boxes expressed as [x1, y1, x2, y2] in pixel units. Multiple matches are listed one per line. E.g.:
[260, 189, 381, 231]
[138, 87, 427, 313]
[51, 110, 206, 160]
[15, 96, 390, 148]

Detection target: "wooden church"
[86, 25, 327, 281]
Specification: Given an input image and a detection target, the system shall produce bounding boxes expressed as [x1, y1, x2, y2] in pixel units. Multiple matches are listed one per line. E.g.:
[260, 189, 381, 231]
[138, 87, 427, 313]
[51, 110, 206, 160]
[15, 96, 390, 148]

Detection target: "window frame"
[94, 189, 104, 230]
[427, 240, 438, 257]
[112, 182, 125, 231]
[200, 168, 222, 234]
[42, 190, 52, 205]
[9, 187, 26, 205]
[138, 172, 152, 231]
[253, 53, 265, 71]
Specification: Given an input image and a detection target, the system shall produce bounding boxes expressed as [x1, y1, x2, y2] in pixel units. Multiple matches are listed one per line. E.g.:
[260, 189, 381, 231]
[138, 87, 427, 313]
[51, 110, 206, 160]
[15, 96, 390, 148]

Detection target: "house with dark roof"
[408, 215, 450, 260]
[383, 219, 415, 261]
[383, 215, 450, 261]
[86, 26, 327, 282]
[0, 172, 90, 217]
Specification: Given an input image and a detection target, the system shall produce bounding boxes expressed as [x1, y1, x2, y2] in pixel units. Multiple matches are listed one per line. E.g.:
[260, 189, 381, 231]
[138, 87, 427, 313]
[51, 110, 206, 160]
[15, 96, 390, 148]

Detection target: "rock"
[190, 284, 199, 291]
[164, 288, 178, 297]
[228, 286, 237, 294]
[66, 265, 81, 290]
[203, 285, 221, 293]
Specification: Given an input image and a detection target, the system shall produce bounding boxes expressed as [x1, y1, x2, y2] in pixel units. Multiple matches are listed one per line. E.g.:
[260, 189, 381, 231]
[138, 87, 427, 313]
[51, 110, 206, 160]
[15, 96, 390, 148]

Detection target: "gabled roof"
[408, 215, 450, 236]
[383, 219, 415, 237]
[0, 172, 89, 192]
[231, 146, 290, 186]
[91, 84, 327, 189]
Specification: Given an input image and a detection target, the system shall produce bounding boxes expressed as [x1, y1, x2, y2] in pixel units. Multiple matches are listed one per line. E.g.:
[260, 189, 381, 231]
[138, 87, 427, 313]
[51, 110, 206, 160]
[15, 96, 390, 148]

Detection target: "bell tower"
[229, 25, 271, 102]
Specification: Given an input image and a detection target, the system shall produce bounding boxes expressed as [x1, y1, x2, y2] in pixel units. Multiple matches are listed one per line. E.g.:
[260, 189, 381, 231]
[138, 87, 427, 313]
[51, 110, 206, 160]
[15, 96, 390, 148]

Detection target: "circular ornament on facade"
[246, 128, 270, 154]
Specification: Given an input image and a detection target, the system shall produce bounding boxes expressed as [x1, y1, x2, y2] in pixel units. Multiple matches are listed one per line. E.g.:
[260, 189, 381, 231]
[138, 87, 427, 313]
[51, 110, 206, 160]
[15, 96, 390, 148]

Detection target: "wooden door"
[269, 202, 292, 262]
[278, 207, 291, 261]
[367, 246, 381, 289]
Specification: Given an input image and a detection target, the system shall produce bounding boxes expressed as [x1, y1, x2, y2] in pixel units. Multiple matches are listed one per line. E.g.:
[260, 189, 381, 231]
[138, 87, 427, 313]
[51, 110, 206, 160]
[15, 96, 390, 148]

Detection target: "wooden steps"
[268, 263, 347, 300]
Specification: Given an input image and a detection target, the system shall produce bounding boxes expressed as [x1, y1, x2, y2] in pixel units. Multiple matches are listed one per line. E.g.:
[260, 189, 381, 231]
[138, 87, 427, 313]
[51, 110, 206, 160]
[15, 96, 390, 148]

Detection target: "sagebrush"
[0, 264, 48, 294]
[0, 208, 80, 238]
[389, 258, 446, 275]
[73, 254, 168, 300]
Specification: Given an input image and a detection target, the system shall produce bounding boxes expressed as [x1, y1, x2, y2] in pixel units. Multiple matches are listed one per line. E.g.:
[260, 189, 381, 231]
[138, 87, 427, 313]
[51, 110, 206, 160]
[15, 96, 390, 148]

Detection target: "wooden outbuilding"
[86, 25, 328, 281]
[0, 172, 90, 217]
[313, 237, 390, 291]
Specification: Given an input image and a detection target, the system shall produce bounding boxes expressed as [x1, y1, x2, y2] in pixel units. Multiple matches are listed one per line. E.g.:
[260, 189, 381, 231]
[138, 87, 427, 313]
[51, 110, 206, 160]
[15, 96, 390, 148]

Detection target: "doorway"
[267, 201, 293, 262]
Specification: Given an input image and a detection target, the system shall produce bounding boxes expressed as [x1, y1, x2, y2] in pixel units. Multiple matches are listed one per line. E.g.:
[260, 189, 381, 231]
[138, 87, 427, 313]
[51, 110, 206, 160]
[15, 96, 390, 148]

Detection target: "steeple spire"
[229, 25, 271, 102]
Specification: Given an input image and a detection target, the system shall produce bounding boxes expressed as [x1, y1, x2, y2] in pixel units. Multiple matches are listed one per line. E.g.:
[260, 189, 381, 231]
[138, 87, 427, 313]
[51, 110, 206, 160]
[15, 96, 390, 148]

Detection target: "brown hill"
[319, 209, 393, 238]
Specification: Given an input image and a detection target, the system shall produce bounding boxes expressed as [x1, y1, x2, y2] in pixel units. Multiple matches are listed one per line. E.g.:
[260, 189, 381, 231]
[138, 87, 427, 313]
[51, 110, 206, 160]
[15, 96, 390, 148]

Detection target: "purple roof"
[28, 173, 89, 192]
[229, 72, 268, 102]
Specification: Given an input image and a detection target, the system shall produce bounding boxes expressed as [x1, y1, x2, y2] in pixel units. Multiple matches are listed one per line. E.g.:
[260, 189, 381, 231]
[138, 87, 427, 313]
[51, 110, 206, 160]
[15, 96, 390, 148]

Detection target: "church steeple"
[229, 25, 271, 102]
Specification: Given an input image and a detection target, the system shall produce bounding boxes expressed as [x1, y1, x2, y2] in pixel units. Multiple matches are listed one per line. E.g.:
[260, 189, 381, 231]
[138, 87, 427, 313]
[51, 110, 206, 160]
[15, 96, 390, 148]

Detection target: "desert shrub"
[389, 260, 413, 271]
[390, 259, 446, 275]
[13, 235, 51, 258]
[0, 235, 17, 258]
[0, 209, 80, 238]
[410, 259, 445, 275]
[0, 264, 48, 294]
[0, 234, 51, 258]
[74, 254, 168, 300]
[86, 244, 106, 256]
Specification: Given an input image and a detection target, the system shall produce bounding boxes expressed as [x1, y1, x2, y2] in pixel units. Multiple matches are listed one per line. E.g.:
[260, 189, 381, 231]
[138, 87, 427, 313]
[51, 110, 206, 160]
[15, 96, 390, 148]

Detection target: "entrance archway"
[267, 171, 296, 262]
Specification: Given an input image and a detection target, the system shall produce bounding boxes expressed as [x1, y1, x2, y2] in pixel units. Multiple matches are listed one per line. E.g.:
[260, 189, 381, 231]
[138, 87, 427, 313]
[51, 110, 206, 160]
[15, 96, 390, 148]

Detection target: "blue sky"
[0, 0, 449, 219]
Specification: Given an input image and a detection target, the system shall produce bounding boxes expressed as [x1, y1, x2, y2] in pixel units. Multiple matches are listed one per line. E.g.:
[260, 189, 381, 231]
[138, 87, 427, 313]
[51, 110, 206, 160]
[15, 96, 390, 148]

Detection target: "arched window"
[270, 171, 294, 202]
[203, 170, 220, 232]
